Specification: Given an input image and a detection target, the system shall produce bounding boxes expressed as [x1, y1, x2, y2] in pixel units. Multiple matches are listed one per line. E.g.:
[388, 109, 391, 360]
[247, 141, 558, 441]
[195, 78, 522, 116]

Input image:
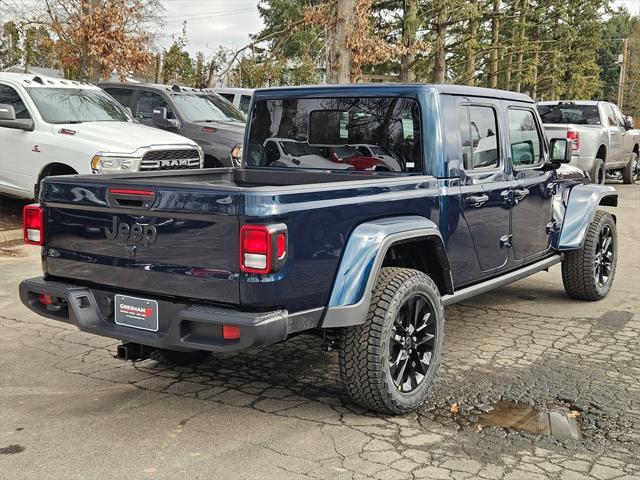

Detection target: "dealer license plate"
[114, 294, 159, 332]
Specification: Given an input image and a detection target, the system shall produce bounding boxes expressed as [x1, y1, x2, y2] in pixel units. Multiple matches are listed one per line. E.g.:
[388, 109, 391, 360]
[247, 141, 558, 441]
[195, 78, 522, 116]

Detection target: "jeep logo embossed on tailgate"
[105, 217, 157, 247]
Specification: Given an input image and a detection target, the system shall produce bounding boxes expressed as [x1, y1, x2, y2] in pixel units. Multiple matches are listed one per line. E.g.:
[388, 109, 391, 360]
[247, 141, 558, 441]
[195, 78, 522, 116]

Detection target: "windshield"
[27, 88, 129, 124]
[171, 93, 245, 122]
[280, 141, 318, 156]
[537, 104, 601, 125]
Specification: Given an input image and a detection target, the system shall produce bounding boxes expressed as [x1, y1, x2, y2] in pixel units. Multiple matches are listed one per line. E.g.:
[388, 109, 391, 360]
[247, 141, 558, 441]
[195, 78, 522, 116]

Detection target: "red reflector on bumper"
[222, 325, 241, 340]
[38, 294, 53, 305]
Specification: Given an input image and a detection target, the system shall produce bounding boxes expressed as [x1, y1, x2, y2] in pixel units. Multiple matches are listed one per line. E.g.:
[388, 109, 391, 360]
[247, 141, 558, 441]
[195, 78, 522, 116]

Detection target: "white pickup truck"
[537, 100, 639, 184]
[0, 73, 203, 199]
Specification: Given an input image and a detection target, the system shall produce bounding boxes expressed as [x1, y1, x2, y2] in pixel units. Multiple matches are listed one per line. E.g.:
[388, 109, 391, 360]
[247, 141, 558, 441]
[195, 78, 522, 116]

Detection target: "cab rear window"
[537, 104, 601, 125]
[245, 97, 421, 173]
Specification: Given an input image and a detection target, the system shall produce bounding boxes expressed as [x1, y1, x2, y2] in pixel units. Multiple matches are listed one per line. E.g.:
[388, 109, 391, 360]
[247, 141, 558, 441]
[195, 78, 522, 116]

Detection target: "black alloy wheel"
[389, 294, 436, 393]
[594, 224, 614, 288]
[338, 267, 444, 414]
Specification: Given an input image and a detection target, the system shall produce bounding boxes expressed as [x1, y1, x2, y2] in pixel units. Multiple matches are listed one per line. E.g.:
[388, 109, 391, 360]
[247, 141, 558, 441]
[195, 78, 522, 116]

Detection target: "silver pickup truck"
[537, 100, 639, 184]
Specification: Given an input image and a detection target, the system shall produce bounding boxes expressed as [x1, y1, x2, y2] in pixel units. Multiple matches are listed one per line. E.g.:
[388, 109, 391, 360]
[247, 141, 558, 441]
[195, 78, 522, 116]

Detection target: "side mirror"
[625, 115, 635, 130]
[0, 104, 35, 131]
[550, 138, 572, 164]
[152, 107, 179, 129]
[124, 106, 133, 117]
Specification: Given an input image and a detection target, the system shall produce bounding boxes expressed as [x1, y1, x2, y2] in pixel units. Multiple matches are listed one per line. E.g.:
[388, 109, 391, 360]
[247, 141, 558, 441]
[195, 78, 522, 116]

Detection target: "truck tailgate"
[542, 123, 569, 140]
[41, 177, 240, 305]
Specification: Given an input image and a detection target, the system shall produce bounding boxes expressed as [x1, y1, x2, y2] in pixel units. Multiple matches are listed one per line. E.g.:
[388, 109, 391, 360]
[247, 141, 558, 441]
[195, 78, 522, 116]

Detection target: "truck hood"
[194, 120, 245, 139]
[52, 121, 197, 154]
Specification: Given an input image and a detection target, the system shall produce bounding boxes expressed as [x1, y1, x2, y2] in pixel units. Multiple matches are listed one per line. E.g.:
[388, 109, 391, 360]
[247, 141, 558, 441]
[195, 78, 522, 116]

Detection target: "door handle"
[514, 188, 529, 201]
[468, 194, 489, 208]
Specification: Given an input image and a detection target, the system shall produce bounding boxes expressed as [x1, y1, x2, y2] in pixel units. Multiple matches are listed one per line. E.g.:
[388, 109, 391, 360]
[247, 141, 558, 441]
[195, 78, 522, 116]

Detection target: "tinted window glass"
[239, 95, 252, 114]
[0, 84, 31, 119]
[136, 91, 173, 119]
[457, 105, 498, 170]
[171, 93, 245, 122]
[457, 105, 472, 169]
[537, 104, 601, 125]
[246, 97, 420, 172]
[469, 106, 498, 169]
[508, 109, 542, 167]
[27, 87, 128, 123]
[104, 88, 133, 108]
[218, 93, 234, 102]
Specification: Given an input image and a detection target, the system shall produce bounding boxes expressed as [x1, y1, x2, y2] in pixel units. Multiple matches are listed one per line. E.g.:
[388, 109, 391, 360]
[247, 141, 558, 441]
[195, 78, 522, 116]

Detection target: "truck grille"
[140, 149, 201, 171]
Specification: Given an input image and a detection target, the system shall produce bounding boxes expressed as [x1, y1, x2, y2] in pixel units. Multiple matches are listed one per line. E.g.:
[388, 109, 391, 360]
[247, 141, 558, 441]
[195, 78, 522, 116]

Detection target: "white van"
[0, 73, 203, 199]
[212, 88, 254, 115]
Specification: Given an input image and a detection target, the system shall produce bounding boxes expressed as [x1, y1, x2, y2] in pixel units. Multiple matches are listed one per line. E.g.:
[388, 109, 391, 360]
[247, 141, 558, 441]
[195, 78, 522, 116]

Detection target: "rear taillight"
[23, 204, 44, 246]
[567, 130, 579, 151]
[240, 224, 287, 274]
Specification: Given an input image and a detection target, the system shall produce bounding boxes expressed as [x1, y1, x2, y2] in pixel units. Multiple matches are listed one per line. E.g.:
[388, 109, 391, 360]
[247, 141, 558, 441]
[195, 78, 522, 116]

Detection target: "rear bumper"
[19, 276, 309, 353]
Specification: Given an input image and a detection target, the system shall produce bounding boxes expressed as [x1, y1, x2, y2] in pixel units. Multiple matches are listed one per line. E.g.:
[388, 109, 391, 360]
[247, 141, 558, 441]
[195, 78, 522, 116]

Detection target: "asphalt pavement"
[0, 186, 638, 480]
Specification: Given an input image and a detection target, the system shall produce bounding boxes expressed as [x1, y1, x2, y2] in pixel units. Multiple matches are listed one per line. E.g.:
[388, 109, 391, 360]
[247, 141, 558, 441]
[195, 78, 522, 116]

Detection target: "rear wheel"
[337, 267, 444, 414]
[562, 210, 617, 301]
[590, 159, 605, 185]
[157, 349, 211, 365]
[622, 152, 638, 184]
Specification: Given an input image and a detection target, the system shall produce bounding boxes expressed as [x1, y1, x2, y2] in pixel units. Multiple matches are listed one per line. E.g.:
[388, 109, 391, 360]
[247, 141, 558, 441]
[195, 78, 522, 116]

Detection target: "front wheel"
[562, 210, 617, 301]
[337, 267, 444, 414]
[622, 152, 638, 184]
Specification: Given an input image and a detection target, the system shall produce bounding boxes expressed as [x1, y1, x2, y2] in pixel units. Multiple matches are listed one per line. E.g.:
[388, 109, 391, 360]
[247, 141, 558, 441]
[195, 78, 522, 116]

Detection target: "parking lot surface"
[0, 186, 638, 480]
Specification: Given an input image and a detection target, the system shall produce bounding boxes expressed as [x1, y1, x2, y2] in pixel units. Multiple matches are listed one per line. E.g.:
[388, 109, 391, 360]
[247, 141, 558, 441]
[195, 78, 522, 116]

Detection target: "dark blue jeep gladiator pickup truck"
[20, 84, 619, 414]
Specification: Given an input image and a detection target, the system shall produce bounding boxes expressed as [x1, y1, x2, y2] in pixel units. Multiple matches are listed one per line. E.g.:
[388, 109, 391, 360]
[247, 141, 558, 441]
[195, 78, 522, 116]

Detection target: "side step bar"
[442, 255, 562, 306]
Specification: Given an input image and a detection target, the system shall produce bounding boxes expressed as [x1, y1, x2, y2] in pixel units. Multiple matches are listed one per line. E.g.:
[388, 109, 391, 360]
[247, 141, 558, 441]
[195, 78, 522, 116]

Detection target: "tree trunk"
[326, 0, 356, 84]
[489, 0, 499, 89]
[432, 3, 447, 84]
[86, 0, 102, 82]
[514, 0, 527, 93]
[464, 0, 478, 86]
[400, 0, 418, 83]
[154, 53, 161, 84]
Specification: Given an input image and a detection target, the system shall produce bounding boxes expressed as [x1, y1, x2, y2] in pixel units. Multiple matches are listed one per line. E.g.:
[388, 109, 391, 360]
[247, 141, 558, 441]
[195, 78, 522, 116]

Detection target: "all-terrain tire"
[157, 349, 212, 365]
[561, 210, 617, 301]
[337, 267, 444, 415]
[589, 159, 606, 185]
[622, 152, 638, 184]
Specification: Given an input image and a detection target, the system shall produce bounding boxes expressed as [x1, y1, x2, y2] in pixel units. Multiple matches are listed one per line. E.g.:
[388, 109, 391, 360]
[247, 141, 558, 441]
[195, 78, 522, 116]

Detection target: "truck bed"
[73, 167, 396, 189]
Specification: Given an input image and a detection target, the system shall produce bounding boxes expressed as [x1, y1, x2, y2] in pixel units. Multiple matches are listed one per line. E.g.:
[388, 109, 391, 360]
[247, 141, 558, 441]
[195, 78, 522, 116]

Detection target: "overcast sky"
[160, 0, 640, 56]
[157, 0, 265, 55]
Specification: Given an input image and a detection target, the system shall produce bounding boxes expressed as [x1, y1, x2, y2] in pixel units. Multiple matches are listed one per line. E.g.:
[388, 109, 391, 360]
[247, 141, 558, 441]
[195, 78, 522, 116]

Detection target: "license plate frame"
[114, 294, 159, 332]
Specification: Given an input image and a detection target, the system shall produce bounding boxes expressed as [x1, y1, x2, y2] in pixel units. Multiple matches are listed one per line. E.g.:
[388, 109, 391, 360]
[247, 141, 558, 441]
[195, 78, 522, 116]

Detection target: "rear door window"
[104, 88, 133, 109]
[508, 109, 543, 167]
[457, 104, 499, 170]
[218, 93, 234, 103]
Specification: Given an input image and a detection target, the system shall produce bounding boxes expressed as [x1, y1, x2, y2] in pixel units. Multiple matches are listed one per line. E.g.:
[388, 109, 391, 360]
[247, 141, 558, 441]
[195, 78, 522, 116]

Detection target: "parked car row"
[0, 72, 638, 201]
